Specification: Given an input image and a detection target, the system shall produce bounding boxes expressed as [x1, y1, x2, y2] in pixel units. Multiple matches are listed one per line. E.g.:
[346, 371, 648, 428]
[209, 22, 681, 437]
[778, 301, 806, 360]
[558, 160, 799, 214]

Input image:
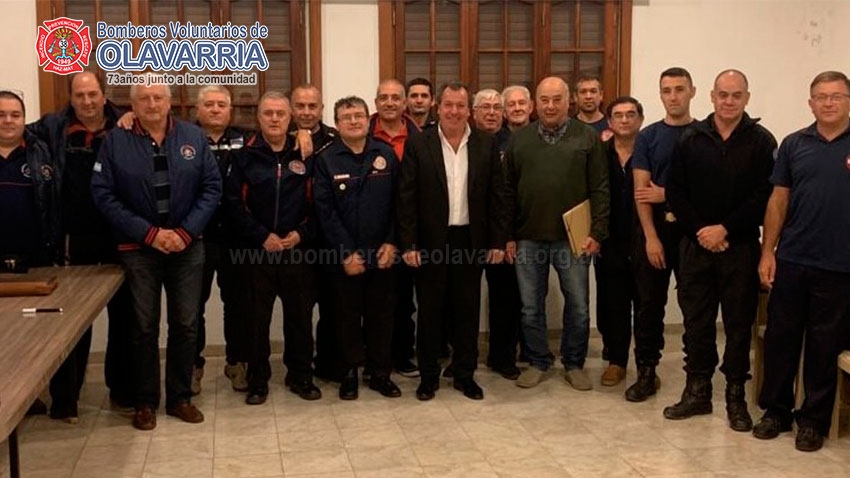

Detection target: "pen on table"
[22, 307, 63, 314]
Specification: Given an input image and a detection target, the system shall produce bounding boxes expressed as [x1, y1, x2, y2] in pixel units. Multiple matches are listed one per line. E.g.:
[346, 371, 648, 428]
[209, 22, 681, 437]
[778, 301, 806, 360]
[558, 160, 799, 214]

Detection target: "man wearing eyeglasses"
[754, 71, 850, 452]
[92, 79, 221, 430]
[27, 71, 135, 421]
[370, 79, 424, 379]
[473, 88, 521, 380]
[314, 96, 401, 400]
[664, 70, 776, 432]
[595, 96, 644, 388]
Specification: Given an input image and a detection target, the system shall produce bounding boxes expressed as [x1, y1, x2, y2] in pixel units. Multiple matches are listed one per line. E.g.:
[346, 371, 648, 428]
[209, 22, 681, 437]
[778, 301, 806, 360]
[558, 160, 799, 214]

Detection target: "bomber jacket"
[667, 113, 776, 244]
[225, 133, 317, 248]
[313, 138, 399, 268]
[1, 131, 60, 264]
[91, 117, 222, 250]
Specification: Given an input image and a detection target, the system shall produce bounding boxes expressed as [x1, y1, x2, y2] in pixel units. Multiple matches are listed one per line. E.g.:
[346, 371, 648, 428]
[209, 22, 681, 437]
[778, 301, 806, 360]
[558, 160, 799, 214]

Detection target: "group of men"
[2, 66, 848, 452]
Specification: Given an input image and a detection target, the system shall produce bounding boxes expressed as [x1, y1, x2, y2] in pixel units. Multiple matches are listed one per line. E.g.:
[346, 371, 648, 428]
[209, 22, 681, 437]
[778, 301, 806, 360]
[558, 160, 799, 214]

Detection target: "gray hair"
[473, 89, 502, 108]
[501, 85, 531, 106]
[196, 85, 231, 105]
[129, 74, 172, 99]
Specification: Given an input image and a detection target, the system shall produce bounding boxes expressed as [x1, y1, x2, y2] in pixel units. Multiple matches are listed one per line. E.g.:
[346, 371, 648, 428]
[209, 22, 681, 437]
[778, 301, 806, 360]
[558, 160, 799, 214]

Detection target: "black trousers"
[391, 262, 417, 364]
[246, 258, 316, 389]
[632, 218, 681, 367]
[314, 264, 344, 378]
[594, 240, 638, 367]
[332, 267, 396, 378]
[485, 262, 521, 370]
[759, 260, 850, 435]
[416, 227, 483, 381]
[197, 240, 247, 367]
[677, 238, 759, 382]
[52, 232, 134, 410]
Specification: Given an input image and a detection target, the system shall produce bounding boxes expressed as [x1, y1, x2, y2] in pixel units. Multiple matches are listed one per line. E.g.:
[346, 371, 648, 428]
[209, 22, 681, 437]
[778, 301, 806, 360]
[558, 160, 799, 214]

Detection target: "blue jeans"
[515, 240, 590, 371]
[121, 241, 204, 408]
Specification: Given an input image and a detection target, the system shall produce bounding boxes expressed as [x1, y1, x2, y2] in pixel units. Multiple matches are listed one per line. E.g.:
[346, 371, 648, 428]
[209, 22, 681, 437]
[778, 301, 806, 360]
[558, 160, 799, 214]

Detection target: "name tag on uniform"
[333, 174, 350, 180]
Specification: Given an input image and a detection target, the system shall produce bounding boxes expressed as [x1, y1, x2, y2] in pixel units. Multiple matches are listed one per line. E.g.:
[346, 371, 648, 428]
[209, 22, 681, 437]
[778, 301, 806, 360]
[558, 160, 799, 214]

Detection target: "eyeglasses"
[811, 93, 850, 104]
[612, 111, 639, 120]
[338, 113, 367, 123]
[474, 104, 504, 112]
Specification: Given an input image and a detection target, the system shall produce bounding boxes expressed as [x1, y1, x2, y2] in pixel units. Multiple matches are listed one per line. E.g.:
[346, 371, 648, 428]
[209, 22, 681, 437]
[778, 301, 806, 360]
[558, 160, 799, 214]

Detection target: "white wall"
[1, 0, 40, 121]
[7, 0, 850, 353]
[631, 0, 850, 140]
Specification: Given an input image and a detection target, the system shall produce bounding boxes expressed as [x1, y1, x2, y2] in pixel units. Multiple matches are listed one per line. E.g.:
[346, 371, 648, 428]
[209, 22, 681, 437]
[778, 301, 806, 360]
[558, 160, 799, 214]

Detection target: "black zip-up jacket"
[667, 113, 776, 244]
[314, 138, 398, 268]
[225, 133, 317, 248]
[203, 125, 249, 243]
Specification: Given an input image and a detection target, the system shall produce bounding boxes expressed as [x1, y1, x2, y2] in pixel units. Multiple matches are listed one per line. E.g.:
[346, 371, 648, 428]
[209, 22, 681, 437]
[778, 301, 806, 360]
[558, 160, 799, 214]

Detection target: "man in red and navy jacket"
[225, 91, 321, 406]
[91, 81, 220, 431]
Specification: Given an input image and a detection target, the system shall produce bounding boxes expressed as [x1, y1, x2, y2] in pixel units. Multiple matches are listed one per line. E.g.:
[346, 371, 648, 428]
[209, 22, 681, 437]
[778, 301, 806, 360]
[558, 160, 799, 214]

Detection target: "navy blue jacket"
[27, 100, 124, 198]
[1, 131, 60, 264]
[225, 133, 317, 248]
[314, 138, 399, 268]
[91, 117, 222, 250]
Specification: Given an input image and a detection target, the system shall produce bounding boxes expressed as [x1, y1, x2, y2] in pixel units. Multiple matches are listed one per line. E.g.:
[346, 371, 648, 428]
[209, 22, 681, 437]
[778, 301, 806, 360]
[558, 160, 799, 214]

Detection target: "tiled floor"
[2, 333, 849, 478]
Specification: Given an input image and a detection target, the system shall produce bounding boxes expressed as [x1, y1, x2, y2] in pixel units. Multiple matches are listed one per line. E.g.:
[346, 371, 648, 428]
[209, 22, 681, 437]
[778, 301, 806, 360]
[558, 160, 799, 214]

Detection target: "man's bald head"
[535, 76, 570, 129]
[714, 69, 749, 91]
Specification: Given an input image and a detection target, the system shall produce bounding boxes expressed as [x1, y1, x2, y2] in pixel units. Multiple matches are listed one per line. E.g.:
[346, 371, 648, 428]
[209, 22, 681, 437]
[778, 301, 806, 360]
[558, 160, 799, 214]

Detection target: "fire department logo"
[372, 156, 387, 171]
[35, 17, 92, 75]
[180, 145, 196, 161]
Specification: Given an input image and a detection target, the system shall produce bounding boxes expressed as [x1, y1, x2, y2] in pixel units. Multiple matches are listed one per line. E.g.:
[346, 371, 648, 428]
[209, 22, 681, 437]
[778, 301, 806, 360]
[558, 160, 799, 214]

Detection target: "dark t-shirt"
[772, 123, 850, 273]
[0, 145, 40, 257]
[576, 115, 609, 136]
[632, 120, 693, 187]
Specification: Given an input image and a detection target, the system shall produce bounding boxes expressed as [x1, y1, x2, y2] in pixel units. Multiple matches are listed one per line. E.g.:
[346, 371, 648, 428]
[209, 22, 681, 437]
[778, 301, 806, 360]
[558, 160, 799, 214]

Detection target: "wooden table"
[0, 265, 124, 478]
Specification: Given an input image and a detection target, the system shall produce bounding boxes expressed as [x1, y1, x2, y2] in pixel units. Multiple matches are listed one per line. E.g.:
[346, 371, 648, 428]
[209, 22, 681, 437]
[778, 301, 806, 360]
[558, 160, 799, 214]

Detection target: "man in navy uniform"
[314, 96, 402, 400]
[226, 91, 322, 405]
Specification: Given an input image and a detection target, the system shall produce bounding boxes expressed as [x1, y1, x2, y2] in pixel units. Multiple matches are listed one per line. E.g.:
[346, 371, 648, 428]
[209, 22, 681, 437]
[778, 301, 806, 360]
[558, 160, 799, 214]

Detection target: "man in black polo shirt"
[754, 71, 850, 452]
[28, 72, 134, 419]
[665, 70, 776, 431]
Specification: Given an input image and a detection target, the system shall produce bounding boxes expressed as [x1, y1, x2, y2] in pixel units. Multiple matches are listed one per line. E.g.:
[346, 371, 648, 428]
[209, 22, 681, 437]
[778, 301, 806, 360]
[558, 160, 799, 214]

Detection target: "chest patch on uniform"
[181, 144, 196, 160]
[289, 160, 306, 175]
[339, 183, 347, 191]
[372, 155, 387, 171]
[39, 165, 54, 181]
[20, 163, 31, 179]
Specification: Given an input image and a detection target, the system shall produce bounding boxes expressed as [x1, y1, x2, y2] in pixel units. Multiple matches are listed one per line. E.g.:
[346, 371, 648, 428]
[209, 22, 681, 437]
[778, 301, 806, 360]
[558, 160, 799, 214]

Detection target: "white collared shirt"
[438, 124, 471, 226]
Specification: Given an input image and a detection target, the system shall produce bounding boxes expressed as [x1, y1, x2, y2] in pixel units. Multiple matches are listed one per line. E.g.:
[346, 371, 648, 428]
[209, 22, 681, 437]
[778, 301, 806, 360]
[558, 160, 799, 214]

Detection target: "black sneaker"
[395, 360, 420, 378]
[795, 426, 824, 452]
[752, 412, 793, 440]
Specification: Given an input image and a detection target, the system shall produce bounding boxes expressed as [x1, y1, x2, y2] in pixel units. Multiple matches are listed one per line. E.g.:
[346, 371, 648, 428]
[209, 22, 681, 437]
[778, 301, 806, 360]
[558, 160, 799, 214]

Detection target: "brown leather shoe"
[165, 401, 204, 424]
[601, 364, 627, 386]
[132, 406, 157, 431]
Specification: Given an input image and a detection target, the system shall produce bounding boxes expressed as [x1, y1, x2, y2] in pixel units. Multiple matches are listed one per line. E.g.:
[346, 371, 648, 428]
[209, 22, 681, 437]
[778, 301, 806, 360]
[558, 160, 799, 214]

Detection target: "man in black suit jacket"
[397, 82, 508, 401]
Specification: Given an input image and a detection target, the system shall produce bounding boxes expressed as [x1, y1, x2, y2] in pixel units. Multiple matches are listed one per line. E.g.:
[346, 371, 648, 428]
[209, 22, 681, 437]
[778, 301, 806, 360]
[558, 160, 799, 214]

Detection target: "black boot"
[625, 366, 660, 402]
[725, 382, 752, 432]
[663, 375, 713, 420]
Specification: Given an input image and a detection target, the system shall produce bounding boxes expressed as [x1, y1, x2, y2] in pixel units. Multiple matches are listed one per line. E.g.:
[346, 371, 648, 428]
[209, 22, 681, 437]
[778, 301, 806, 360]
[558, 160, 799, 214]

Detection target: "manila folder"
[562, 199, 591, 256]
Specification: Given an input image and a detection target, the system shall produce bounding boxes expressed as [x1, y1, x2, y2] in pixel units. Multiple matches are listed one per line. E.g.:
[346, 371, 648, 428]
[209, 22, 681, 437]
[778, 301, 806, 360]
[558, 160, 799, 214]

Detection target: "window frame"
[35, 0, 321, 117]
[378, 0, 633, 99]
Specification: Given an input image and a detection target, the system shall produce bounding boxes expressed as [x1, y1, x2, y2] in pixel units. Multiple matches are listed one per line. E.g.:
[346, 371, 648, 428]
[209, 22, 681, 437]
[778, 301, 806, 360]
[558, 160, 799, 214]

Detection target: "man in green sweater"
[505, 76, 610, 390]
